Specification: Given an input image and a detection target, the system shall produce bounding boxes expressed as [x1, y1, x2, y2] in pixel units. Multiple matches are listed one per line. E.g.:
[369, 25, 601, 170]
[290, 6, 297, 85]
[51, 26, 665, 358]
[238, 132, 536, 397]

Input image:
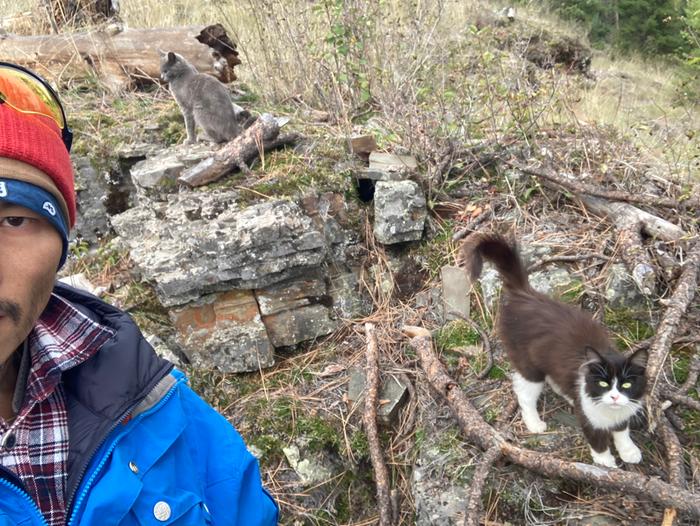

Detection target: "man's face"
[0, 201, 62, 364]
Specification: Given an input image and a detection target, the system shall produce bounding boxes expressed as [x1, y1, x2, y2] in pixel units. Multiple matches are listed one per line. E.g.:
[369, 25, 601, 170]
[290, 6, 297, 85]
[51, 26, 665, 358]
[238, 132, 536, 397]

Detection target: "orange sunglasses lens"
[0, 67, 66, 129]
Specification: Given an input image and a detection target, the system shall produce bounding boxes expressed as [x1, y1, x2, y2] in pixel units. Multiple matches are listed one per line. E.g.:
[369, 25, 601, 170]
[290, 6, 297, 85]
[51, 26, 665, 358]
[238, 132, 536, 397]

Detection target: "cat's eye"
[598, 381, 609, 388]
[621, 382, 632, 389]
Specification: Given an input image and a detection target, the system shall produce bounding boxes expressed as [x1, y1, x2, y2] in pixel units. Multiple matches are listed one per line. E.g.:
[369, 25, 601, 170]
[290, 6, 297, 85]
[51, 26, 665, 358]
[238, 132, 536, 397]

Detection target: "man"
[0, 62, 278, 525]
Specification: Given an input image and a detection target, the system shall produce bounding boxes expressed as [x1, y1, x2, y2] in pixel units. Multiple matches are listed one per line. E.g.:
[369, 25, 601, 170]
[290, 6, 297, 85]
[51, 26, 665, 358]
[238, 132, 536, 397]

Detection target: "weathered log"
[580, 196, 685, 242]
[403, 326, 700, 519]
[179, 114, 283, 186]
[0, 23, 240, 92]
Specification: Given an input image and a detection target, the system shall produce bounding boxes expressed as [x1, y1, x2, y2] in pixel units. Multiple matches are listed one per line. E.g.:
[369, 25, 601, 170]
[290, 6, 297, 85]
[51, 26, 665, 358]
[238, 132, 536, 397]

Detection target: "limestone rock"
[282, 441, 338, 486]
[256, 274, 338, 347]
[129, 143, 216, 201]
[346, 368, 409, 425]
[605, 263, 647, 310]
[479, 265, 575, 310]
[144, 334, 183, 367]
[356, 151, 418, 182]
[373, 180, 427, 244]
[72, 157, 114, 243]
[328, 270, 370, 319]
[169, 289, 273, 372]
[110, 194, 327, 307]
[441, 265, 470, 321]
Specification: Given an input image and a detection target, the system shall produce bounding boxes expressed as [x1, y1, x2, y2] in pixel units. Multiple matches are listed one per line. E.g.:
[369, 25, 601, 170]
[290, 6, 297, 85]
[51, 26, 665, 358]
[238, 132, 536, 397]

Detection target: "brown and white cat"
[459, 232, 648, 468]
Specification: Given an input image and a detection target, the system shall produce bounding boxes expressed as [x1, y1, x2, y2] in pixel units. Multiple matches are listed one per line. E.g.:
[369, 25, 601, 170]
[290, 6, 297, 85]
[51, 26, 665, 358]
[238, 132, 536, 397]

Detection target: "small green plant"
[604, 307, 654, 347]
[436, 320, 481, 351]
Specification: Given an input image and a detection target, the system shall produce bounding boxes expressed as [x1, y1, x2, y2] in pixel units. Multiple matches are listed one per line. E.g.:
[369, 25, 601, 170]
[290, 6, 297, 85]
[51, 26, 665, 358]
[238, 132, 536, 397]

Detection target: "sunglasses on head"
[0, 61, 73, 152]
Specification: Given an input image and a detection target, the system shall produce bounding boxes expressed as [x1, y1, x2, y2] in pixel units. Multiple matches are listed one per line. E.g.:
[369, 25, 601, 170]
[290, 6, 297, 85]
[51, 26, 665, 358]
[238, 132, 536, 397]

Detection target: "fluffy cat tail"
[458, 232, 529, 291]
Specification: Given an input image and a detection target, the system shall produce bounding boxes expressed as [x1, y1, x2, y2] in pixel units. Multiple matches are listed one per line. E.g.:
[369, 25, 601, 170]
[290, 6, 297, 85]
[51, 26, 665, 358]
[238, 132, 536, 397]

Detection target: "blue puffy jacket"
[0, 283, 279, 525]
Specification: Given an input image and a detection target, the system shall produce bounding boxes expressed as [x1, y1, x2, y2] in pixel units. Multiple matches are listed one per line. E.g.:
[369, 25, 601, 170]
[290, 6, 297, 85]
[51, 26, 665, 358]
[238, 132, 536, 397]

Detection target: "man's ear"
[628, 348, 649, 369]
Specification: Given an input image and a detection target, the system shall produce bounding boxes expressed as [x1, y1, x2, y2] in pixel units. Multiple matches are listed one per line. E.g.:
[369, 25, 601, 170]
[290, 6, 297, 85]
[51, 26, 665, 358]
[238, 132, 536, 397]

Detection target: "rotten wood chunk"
[347, 135, 377, 161]
[195, 23, 241, 83]
[0, 24, 239, 92]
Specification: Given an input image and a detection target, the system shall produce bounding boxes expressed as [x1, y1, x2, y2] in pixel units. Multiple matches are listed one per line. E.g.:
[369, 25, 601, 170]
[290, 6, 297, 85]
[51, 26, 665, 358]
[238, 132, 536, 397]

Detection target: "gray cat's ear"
[157, 48, 166, 57]
[167, 52, 177, 63]
[583, 346, 603, 364]
[628, 348, 649, 369]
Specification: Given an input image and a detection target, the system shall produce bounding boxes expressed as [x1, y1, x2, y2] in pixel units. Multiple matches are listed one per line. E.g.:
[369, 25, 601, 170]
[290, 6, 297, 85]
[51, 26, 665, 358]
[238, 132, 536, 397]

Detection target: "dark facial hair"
[0, 299, 21, 324]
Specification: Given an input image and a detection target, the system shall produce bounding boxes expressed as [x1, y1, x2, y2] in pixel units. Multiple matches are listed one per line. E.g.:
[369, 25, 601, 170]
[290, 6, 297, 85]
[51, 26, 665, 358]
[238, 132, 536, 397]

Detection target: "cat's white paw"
[617, 443, 642, 464]
[522, 416, 547, 434]
[590, 448, 617, 468]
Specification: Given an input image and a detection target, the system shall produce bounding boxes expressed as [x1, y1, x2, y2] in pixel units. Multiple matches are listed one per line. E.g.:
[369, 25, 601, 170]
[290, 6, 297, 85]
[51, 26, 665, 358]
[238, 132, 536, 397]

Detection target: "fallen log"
[580, 196, 685, 242]
[179, 114, 299, 186]
[403, 326, 700, 520]
[0, 23, 240, 92]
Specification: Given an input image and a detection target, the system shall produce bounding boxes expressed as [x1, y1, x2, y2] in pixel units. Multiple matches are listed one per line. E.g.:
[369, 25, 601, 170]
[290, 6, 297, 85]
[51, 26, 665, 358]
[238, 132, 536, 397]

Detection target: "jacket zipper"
[66, 374, 183, 526]
[0, 477, 50, 526]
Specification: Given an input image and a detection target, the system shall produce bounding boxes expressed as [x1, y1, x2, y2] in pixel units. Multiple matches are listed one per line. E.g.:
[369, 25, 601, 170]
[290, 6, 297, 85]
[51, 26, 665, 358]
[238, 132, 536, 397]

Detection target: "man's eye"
[2, 217, 28, 227]
[598, 381, 609, 388]
[621, 382, 632, 389]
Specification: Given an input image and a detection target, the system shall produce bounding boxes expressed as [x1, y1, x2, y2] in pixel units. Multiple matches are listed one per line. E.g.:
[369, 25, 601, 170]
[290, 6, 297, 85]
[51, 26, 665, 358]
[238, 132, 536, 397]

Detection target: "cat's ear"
[628, 348, 649, 369]
[583, 346, 603, 364]
[157, 48, 166, 58]
[167, 52, 177, 64]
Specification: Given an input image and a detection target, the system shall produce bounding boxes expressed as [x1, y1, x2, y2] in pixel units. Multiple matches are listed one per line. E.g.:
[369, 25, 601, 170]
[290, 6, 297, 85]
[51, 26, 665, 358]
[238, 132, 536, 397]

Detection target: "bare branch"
[364, 323, 393, 526]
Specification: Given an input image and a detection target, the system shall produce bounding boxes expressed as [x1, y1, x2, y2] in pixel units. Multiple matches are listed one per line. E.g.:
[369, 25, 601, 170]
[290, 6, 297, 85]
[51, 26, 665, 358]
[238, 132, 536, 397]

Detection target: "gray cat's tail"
[458, 232, 529, 291]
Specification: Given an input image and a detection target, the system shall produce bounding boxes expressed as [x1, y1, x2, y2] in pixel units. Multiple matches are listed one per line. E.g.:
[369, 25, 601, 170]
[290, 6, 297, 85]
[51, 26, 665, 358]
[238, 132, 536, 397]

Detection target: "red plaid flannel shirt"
[0, 293, 114, 526]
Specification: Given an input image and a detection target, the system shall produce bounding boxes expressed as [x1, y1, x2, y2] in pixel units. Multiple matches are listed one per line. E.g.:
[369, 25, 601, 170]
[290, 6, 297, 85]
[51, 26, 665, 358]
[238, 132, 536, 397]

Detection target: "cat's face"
[582, 348, 648, 411]
[159, 51, 188, 83]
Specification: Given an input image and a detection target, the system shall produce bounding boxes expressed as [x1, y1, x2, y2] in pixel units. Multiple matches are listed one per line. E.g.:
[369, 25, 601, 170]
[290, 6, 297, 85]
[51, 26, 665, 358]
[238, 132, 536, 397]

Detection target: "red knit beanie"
[0, 103, 75, 227]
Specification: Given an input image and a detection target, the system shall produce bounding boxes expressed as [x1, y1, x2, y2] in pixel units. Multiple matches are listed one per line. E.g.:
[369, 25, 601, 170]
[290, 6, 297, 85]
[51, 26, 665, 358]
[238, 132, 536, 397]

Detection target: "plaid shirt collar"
[1, 291, 114, 526]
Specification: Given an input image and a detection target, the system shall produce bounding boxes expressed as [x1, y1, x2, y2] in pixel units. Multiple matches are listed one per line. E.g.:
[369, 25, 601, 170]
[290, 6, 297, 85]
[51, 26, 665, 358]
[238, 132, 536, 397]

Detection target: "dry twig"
[662, 390, 700, 412]
[526, 252, 610, 272]
[510, 162, 699, 210]
[658, 415, 686, 525]
[646, 240, 700, 431]
[677, 354, 700, 395]
[464, 445, 502, 526]
[363, 323, 393, 526]
[403, 326, 700, 519]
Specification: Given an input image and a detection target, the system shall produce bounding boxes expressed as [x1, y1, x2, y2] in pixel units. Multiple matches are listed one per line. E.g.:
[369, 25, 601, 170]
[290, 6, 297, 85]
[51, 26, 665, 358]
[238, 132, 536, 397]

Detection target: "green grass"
[436, 320, 481, 351]
[604, 306, 654, 348]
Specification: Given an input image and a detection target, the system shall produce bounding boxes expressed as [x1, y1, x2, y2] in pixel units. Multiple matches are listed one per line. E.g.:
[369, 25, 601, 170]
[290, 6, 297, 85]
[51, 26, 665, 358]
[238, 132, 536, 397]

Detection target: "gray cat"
[159, 50, 244, 144]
